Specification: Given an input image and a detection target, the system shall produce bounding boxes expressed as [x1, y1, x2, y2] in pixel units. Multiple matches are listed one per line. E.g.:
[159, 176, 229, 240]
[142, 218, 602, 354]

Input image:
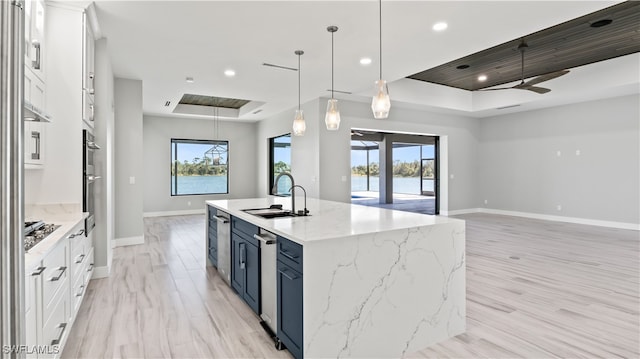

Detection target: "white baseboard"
[143, 209, 205, 217]
[441, 208, 481, 216]
[91, 265, 110, 279]
[113, 235, 144, 247]
[442, 207, 639, 230]
[477, 208, 640, 231]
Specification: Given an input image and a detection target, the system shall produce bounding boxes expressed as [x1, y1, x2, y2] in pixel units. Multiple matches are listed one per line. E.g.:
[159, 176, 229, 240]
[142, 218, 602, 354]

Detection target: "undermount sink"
[242, 207, 296, 219]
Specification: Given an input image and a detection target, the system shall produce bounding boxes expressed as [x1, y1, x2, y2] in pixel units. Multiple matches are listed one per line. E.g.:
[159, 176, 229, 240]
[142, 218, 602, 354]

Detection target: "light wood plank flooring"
[63, 213, 639, 358]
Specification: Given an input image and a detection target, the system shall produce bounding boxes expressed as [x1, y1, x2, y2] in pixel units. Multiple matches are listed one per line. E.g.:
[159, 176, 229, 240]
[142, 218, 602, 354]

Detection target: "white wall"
[142, 115, 258, 214]
[479, 94, 640, 224]
[256, 99, 321, 199]
[114, 78, 143, 239]
[93, 38, 115, 270]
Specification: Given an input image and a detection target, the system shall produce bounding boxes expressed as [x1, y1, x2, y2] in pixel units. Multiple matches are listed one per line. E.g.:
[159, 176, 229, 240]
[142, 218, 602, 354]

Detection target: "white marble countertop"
[206, 197, 464, 245]
[25, 204, 88, 271]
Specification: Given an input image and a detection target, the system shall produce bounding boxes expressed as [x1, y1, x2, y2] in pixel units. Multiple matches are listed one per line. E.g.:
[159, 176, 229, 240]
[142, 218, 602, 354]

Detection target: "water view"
[351, 176, 434, 194]
[171, 175, 227, 195]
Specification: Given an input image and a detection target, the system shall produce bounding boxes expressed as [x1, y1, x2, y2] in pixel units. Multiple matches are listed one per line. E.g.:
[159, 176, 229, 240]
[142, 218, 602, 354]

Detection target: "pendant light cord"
[379, 0, 382, 80]
[298, 53, 301, 110]
[331, 30, 335, 99]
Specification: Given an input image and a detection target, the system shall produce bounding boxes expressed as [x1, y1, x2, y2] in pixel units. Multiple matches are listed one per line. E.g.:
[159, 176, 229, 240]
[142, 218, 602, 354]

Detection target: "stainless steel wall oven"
[83, 130, 100, 233]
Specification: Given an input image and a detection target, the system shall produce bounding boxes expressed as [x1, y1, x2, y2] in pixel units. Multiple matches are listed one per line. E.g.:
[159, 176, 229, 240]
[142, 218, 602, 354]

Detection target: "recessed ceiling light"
[360, 57, 372, 65]
[185, 77, 194, 83]
[432, 22, 448, 32]
[456, 64, 470, 70]
[224, 69, 236, 77]
[477, 75, 487, 82]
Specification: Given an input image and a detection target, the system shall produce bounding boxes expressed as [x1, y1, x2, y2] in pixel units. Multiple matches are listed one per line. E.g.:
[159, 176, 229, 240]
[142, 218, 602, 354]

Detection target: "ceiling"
[407, 1, 640, 91]
[91, 1, 639, 121]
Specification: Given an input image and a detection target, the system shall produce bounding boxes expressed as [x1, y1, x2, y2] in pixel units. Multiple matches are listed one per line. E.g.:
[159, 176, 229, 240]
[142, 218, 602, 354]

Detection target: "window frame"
[268, 133, 291, 195]
[171, 138, 229, 196]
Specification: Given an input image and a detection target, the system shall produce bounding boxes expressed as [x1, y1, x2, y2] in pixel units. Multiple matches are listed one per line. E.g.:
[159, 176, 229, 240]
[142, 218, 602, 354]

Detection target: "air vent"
[178, 94, 250, 109]
[262, 63, 298, 71]
[326, 89, 352, 95]
[164, 101, 171, 107]
[496, 104, 521, 110]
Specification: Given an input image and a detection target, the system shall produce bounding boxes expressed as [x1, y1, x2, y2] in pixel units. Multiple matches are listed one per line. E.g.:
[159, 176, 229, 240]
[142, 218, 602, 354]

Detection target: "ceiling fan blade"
[476, 87, 515, 91]
[520, 86, 551, 94]
[523, 70, 570, 86]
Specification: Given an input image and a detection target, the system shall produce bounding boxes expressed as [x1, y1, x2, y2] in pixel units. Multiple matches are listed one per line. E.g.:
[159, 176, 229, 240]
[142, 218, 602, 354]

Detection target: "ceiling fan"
[479, 41, 569, 94]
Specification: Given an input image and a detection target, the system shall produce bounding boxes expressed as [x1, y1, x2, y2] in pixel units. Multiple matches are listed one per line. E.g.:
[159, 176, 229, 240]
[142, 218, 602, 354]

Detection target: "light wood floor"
[63, 213, 639, 358]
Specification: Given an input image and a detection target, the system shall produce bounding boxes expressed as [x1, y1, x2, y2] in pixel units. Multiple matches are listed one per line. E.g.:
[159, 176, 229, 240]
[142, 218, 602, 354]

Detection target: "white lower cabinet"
[26, 219, 93, 358]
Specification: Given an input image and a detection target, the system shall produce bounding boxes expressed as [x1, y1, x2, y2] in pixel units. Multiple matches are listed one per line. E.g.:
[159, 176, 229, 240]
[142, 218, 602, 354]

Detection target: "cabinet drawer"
[42, 239, 68, 311]
[42, 289, 69, 349]
[277, 236, 303, 273]
[231, 216, 258, 239]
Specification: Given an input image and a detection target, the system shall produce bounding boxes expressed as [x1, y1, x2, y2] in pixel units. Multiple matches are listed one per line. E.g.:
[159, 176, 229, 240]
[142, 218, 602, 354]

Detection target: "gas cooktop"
[24, 221, 60, 252]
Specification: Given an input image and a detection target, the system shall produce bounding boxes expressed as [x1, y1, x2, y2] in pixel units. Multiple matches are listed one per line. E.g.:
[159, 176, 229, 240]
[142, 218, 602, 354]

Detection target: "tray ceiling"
[407, 1, 640, 91]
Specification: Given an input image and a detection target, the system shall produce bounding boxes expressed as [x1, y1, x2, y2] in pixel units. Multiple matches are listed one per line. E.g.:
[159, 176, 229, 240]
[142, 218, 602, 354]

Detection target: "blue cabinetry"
[230, 216, 261, 315]
[277, 236, 303, 359]
[207, 206, 218, 267]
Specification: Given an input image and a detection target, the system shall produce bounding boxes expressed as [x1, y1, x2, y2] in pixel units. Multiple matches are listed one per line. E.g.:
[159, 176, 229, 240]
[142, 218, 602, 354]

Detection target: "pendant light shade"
[372, 79, 390, 119]
[292, 50, 306, 136]
[325, 25, 340, 131]
[371, 0, 390, 119]
[325, 99, 341, 130]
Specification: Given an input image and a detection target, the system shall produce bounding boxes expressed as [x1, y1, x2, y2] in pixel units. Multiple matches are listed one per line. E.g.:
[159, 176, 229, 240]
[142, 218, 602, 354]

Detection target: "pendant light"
[292, 50, 306, 136]
[325, 25, 341, 131]
[371, 0, 390, 119]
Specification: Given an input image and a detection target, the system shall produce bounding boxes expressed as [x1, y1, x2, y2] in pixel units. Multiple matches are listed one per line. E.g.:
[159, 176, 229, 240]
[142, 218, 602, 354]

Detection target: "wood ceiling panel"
[407, 1, 640, 91]
[178, 94, 250, 109]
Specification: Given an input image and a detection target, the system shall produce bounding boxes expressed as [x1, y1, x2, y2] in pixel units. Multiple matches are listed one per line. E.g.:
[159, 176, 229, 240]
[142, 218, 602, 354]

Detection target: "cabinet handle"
[31, 266, 46, 276]
[48, 266, 67, 282]
[51, 323, 67, 346]
[31, 131, 40, 160]
[239, 243, 246, 269]
[280, 249, 299, 261]
[75, 285, 85, 297]
[76, 229, 85, 237]
[87, 264, 94, 272]
[32, 40, 41, 70]
[214, 215, 229, 224]
[75, 254, 86, 264]
[253, 234, 275, 245]
[89, 104, 95, 121]
[279, 267, 299, 281]
[88, 72, 95, 94]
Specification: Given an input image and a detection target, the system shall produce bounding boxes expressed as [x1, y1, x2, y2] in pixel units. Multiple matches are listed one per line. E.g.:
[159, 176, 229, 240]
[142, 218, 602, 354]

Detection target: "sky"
[173, 142, 227, 163]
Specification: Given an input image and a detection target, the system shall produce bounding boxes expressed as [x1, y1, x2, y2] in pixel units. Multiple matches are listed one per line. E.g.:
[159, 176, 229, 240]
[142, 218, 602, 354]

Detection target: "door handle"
[31, 266, 46, 276]
[214, 215, 229, 224]
[279, 267, 299, 281]
[48, 266, 67, 282]
[51, 323, 67, 346]
[239, 243, 246, 269]
[31, 131, 40, 160]
[32, 40, 41, 69]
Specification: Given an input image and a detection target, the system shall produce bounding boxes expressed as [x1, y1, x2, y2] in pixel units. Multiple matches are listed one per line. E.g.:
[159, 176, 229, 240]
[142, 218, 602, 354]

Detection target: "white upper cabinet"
[25, 0, 46, 82]
[82, 12, 95, 128]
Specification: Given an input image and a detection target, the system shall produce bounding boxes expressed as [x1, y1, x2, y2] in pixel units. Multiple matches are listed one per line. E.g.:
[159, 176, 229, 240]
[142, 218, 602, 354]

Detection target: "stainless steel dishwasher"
[254, 229, 279, 342]
[214, 210, 231, 284]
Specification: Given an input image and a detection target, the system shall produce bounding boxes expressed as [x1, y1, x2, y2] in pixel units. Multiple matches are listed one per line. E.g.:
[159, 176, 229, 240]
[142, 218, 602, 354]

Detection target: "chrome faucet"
[272, 172, 310, 216]
[272, 172, 296, 214]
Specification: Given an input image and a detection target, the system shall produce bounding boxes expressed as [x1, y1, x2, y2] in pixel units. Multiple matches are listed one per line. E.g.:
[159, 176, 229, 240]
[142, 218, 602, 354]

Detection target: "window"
[171, 139, 228, 196]
[269, 134, 291, 195]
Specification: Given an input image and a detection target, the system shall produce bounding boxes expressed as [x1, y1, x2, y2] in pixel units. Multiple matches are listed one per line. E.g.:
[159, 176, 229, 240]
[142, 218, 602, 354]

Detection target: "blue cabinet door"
[208, 207, 218, 266]
[243, 241, 260, 314]
[230, 233, 244, 294]
[277, 261, 303, 359]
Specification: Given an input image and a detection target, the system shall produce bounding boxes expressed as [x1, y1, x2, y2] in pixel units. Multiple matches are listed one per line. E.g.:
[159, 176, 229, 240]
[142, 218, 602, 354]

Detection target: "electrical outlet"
[575, 149, 581, 156]
[556, 150, 562, 157]
[129, 176, 135, 185]
[556, 204, 562, 211]
[187, 201, 191, 206]
[341, 175, 347, 182]
[484, 199, 488, 205]
[450, 174, 455, 179]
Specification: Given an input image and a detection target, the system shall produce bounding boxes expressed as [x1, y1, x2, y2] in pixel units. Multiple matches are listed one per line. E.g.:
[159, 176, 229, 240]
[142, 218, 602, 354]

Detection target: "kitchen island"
[206, 197, 466, 358]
